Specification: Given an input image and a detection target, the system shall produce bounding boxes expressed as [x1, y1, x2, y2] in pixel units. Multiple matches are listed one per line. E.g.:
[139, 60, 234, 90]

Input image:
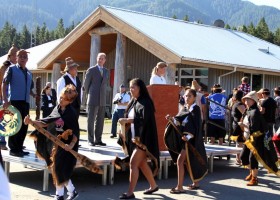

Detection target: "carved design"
[29, 120, 103, 174]
[35, 77, 41, 120]
[167, 119, 206, 166]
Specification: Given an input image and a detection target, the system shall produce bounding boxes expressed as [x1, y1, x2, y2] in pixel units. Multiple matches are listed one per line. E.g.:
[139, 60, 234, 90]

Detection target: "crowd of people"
[0, 44, 279, 200]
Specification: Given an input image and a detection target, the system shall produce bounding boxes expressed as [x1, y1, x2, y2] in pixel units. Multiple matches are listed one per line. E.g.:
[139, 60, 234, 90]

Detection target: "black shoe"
[9, 151, 24, 157]
[54, 195, 64, 200]
[119, 193, 135, 199]
[143, 186, 159, 194]
[110, 135, 117, 138]
[66, 190, 78, 200]
[95, 141, 106, 146]
[88, 142, 95, 146]
[21, 151, 30, 156]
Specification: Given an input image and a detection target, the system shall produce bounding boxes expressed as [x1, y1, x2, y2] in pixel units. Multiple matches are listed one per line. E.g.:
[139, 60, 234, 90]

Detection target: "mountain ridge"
[0, 0, 280, 31]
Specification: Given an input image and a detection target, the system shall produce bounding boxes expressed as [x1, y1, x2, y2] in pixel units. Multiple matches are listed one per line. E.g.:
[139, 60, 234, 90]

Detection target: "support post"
[113, 33, 126, 98]
[166, 63, 176, 85]
[89, 33, 101, 67]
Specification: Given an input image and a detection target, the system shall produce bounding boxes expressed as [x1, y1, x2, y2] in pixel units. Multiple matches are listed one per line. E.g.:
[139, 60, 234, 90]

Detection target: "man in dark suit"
[46, 82, 57, 106]
[83, 53, 108, 146]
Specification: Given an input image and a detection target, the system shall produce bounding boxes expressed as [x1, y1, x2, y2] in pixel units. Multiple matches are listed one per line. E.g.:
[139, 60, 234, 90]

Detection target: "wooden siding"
[125, 39, 161, 85]
[209, 68, 244, 96]
[264, 75, 280, 91]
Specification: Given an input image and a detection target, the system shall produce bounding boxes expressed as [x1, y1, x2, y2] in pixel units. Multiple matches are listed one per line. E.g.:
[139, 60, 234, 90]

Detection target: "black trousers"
[240, 144, 258, 169]
[0, 150, 3, 168]
[8, 101, 29, 153]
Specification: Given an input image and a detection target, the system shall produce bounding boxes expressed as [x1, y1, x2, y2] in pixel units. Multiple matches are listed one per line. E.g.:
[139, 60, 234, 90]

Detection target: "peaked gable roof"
[0, 39, 63, 71]
[37, 5, 280, 74]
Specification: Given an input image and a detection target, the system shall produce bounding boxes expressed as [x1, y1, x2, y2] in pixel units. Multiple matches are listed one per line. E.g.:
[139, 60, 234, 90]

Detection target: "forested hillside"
[1, 0, 280, 30]
[1, 0, 280, 56]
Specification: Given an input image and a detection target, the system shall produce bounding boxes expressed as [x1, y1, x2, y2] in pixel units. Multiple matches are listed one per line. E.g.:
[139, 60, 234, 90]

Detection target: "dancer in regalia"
[239, 91, 280, 186]
[165, 88, 208, 193]
[25, 84, 79, 200]
[118, 78, 159, 199]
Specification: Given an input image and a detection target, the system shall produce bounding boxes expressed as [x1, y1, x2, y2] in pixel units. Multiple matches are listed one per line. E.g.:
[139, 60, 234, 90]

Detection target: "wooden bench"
[2, 148, 115, 191]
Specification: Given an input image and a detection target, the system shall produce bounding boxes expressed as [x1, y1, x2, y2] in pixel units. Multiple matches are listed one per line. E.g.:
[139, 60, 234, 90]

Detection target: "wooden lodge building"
[1, 5, 280, 109]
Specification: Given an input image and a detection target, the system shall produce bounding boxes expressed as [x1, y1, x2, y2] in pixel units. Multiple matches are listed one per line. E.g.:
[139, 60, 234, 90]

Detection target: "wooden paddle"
[167, 118, 206, 166]
[25, 117, 103, 174]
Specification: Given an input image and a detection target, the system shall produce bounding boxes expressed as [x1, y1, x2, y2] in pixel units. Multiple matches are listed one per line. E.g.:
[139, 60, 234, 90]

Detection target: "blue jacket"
[3, 64, 34, 103]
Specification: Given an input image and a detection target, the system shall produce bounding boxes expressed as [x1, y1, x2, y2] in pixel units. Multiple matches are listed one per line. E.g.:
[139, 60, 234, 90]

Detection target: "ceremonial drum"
[0, 105, 22, 137]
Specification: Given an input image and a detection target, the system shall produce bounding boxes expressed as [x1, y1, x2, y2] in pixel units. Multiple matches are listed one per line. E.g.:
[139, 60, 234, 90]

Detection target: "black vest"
[63, 75, 81, 108]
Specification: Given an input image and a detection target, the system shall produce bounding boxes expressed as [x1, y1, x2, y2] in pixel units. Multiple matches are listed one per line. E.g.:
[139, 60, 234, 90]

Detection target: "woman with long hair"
[165, 89, 207, 193]
[118, 78, 159, 199]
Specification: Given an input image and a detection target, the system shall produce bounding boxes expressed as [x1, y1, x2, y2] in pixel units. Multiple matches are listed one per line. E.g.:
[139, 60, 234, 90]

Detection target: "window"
[244, 73, 263, 91]
[177, 68, 208, 91]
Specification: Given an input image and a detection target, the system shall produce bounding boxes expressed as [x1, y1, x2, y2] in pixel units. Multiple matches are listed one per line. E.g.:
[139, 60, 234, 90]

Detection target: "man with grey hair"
[83, 53, 108, 146]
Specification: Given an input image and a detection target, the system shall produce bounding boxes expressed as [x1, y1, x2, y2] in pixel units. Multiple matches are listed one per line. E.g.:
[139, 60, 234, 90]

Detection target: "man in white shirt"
[110, 84, 130, 138]
[149, 62, 167, 85]
[56, 57, 82, 118]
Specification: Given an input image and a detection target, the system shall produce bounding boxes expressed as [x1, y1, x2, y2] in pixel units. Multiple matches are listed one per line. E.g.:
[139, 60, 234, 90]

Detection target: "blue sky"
[245, 0, 280, 10]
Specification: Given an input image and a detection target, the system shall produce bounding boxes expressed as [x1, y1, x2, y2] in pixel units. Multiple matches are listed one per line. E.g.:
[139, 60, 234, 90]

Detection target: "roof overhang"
[38, 6, 181, 69]
[181, 57, 280, 76]
[38, 8, 102, 69]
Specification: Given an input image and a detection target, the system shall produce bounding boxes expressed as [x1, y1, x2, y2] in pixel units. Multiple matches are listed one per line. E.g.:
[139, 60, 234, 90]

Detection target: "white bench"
[2, 149, 115, 191]
[160, 144, 243, 179]
[88, 145, 169, 181]
[205, 144, 243, 173]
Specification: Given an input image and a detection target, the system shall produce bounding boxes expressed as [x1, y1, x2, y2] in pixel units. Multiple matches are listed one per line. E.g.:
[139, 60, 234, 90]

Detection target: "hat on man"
[16, 49, 30, 57]
[64, 57, 79, 72]
[156, 62, 167, 68]
[119, 84, 125, 88]
[212, 83, 223, 93]
[7, 44, 19, 56]
[242, 91, 258, 104]
[191, 80, 201, 91]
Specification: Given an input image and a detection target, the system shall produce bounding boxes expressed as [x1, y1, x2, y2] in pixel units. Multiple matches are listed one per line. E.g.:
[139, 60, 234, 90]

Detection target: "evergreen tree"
[55, 18, 65, 39]
[274, 28, 280, 46]
[241, 25, 248, 33]
[172, 14, 177, 19]
[256, 17, 274, 42]
[39, 23, 48, 44]
[0, 22, 17, 55]
[183, 15, 189, 21]
[18, 25, 31, 49]
[247, 22, 256, 36]
[65, 21, 75, 35]
[225, 24, 231, 29]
